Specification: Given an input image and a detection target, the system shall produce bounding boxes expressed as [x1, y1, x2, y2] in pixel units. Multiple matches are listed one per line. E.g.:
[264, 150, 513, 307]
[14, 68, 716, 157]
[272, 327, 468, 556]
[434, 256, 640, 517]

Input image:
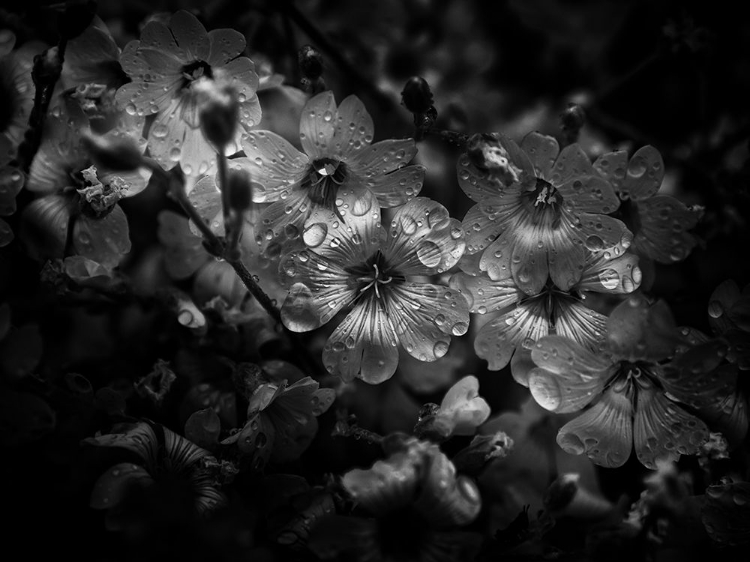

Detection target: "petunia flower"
[116, 10, 261, 176]
[85, 421, 226, 520]
[593, 145, 702, 264]
[280, 194, 468, 384]
[458, 131, 631, 296]
[451, 243, 641, 378]
[527, 294, 727, 469]
[308, 434, 482, 562]
[22, 102, 149, 269]
[240, 90, 425, 257]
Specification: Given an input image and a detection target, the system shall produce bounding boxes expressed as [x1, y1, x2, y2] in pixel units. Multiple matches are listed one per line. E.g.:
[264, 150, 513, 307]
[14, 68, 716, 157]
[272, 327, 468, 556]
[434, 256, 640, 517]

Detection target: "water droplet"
[433, 341, 449, 358]
[708, 300, 724, 319]
[303, 223, 327, 248]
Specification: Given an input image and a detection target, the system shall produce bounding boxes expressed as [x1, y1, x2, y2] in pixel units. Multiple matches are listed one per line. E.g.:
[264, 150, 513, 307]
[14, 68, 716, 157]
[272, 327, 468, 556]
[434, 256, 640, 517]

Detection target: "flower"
[527, 295, 724, 469]
[116, 10, 261, 176]
[413, 375, 491, 440]
[458, 131, 631, 296]
[280, 195, 468, 383]
[308, 435, 482, 562]
[593, 146, 702, 264]
[451, 243, 641, 377]
[240, 90, 425, 257]
[85, 421, 226, 517]
[222, 363, 335, 466]
[22, 102, 149, 268]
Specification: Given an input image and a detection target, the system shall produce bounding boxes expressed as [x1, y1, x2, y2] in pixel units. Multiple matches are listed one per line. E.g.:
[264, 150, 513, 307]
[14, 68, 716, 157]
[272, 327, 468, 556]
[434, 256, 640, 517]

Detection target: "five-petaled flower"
[240, 90, 425, 257]
[451, 243, 642, 378]
[280, 194, 468, 383]
[116, 10, 261, 176]
[458, 131, 631, 296]
[527, 294, 727, 469]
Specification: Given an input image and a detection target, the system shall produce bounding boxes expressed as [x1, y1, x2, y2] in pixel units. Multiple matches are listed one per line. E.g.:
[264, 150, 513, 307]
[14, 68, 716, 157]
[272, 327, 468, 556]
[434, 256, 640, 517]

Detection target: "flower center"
[346, 250, 403, 299]
[75, 165, 125, 218]
[181, 60, 214, 89]
[307, 157, 347, 212]
[608, 360, 660, 399]
[522, 178, 565, 225]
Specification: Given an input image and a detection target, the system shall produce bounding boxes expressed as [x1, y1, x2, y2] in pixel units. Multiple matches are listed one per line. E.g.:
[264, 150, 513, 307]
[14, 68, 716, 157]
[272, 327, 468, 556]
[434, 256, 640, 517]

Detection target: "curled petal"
[322, 297, 399, 383]
[387, 282, 470, 362]
[520, 131, 559, 182]
[300, 91, 337, 159]
[449, 272, 520, 314]
[634, 385, 708, 469]
[384, 197, 465, 276]
[557, 386, 633, 468]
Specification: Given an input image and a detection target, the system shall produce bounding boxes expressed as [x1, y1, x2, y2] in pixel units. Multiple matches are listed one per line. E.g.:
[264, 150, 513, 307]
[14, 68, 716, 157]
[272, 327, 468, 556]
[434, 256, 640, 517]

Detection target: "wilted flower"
[452, 244, 641, 376]
[22, 103, 149, 268]
[85, 421, 226, 518]
[309, 435, 482, 562]
[414, 375, 491, 440]
[222, 362, 335, 467]
[280, 195, 468, 383]
[458, 131, 630, 295]
[240, 90, 425, 256]
[116, 10, 261, 176]
[594, 146, 702, 264]
[527, 295, 725, 468]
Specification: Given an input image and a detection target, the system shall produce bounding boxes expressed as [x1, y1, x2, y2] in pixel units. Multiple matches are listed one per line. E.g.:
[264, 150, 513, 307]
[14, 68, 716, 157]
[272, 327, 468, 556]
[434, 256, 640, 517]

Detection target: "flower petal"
[384, 197, 465, 276]
[139, 19, 184, 59]
[607, 295, 680, 362]
[279, 252, 357, 331]
[553, 299, 608, 351]
[169, 11, 209, 61]
[193, 259, 246, 305]
[73, 207, 131, 269]
[449, 272, 520, 314]
[224, 57, 261, 128]
[620, 146, 664, 201]
[322, 297, 399, 383]
[90, 462, 154, 509]
[27, 113, 89, 193]
[332, 94, 374, 158]
[21, 195, 73, 260]
[593, 150, 628, 194]
[634, 384, 708, 469]
[207, 28, 246, 66]
[363, 164, 424, 208]
[83, 422, 158, 467]
[347, 139, 419, 179]
[438, 375, 491, 436]
[529, 363, 605, 414]
[709, 280, 741, 335]
[474, 299, 549, 372]
[549, 143, 595, 185]
[255, 191, 309, 259]
[387, 282, 470, 362]
[300, 91, 337, 159]
[576, 248, 642, 294]
[575, 212, 631, 253]
[531, 335, 611, 376]
[632, 195, 700, 263]
[520, 131, 559, 181]
[240, 131, 309, 202]
[557, 385, 633, 468]
[559, 175, 620, 214]
[157, 210, 209, 279]
[461, 203, 504, 256]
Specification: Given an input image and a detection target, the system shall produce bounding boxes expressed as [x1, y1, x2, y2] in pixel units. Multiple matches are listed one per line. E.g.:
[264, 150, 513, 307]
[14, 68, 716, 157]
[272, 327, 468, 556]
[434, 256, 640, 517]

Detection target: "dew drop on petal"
[598, 268, 620, 290]
[433, 341, 449, 358]
[585, 235, 604, 251]
[708, 300, 724, 319]
[302, 223, 327, 248]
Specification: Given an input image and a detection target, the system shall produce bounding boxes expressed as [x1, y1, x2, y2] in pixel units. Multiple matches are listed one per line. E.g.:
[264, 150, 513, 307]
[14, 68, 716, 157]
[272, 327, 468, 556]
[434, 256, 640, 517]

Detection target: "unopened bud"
[59, 0, 98, 41]
[81, 133, 144, 171]
[452, 431, 514, 475]
[298, 45, 324, 80]
[196, 79, 240, 148]
[226, 168, 253, 212]
[560, 103, 586, 136]
[401, 76, 434, 115]
[32, 47, 63, 85]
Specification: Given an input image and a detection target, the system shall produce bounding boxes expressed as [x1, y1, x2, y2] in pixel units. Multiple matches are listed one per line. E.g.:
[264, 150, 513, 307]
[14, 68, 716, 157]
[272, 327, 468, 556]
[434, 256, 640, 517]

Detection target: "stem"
[217, 148, 230, 228]
[589, 52, 662, 108]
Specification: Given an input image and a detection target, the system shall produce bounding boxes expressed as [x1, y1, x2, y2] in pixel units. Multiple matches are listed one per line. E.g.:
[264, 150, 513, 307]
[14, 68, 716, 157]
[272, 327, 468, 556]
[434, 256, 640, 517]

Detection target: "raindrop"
[708, 300, 724, 319]
[303, 223, 327, 248]
[433, 341, 449, 358]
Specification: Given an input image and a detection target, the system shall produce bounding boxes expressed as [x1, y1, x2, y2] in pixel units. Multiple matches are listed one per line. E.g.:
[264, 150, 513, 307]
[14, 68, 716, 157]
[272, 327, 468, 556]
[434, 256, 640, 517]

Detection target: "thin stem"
[589, 52, 662, 108]
[217, 148, 230, 228]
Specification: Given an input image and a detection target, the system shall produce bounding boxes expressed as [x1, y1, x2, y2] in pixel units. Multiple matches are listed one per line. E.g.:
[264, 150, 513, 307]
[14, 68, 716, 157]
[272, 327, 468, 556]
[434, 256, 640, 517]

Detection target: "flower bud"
[196, 78, 240, 148]
[452, 431, 514, 475]
[81, 133, 145, 171]
[32, 47, 63, 85]
[226, 168, 253, 212]
[298, 45, 324, 80]
[401, 76, 434, 115]
[560, 103, 586, 136]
